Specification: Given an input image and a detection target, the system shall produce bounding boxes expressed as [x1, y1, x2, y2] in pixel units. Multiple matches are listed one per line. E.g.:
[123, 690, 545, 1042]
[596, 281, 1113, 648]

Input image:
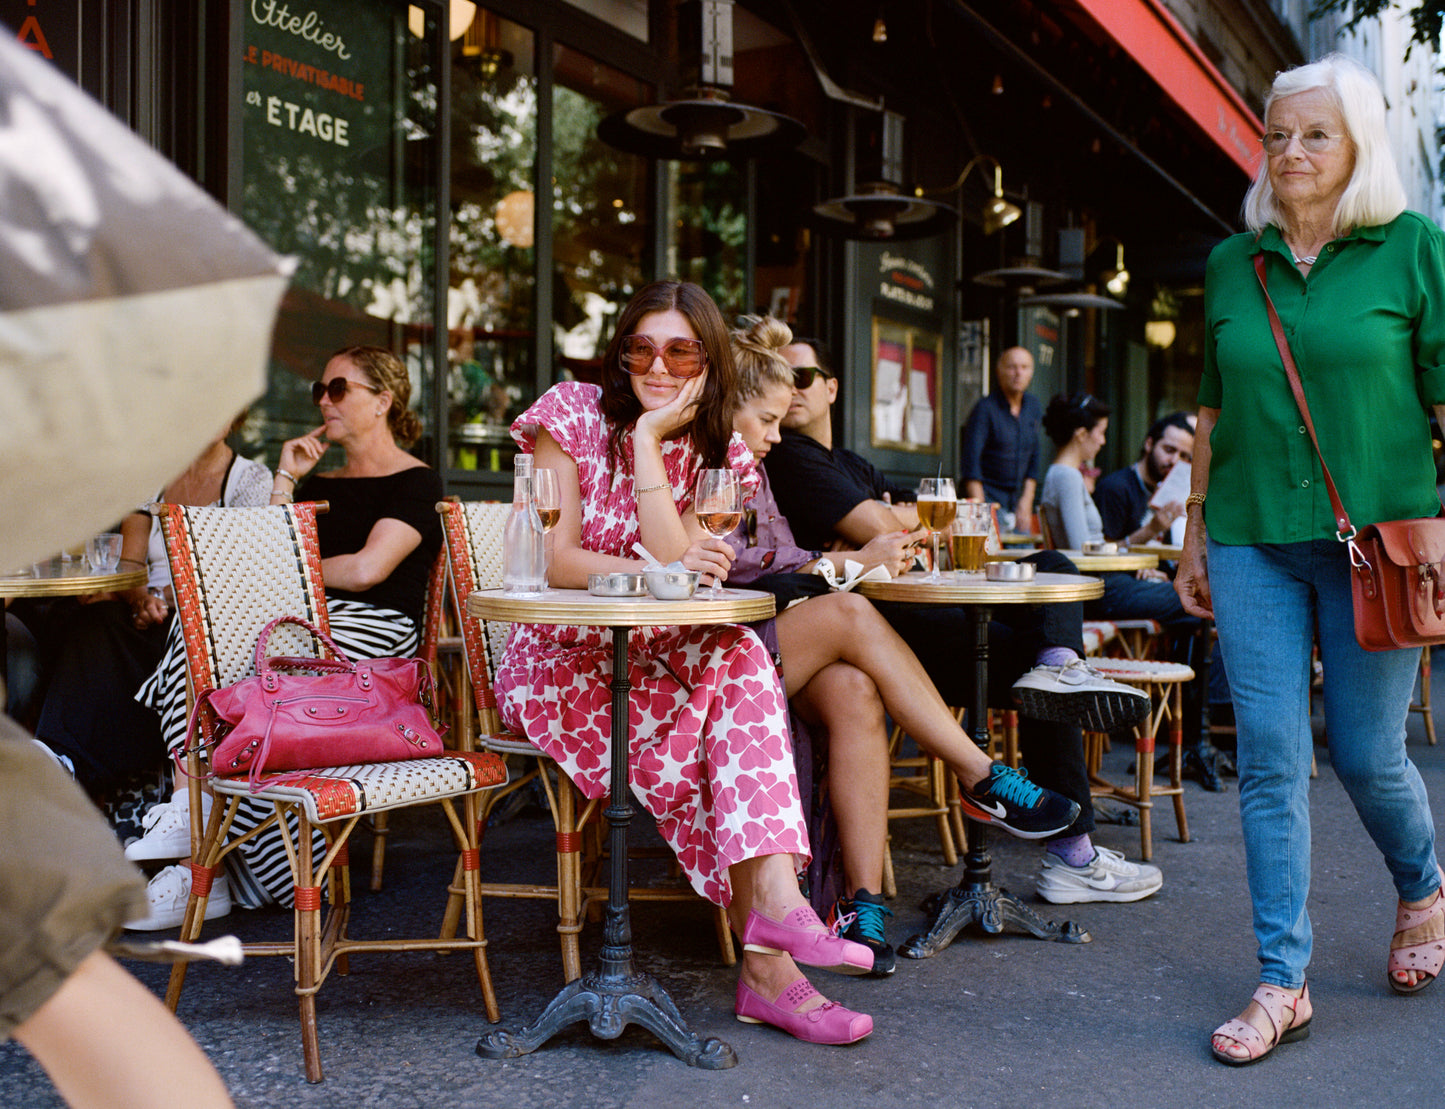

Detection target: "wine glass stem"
[931, 532, 941, 580]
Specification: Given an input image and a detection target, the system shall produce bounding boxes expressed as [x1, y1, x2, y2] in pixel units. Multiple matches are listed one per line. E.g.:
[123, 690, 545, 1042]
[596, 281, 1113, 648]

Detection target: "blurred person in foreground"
[1176, 53, 1444, 1065]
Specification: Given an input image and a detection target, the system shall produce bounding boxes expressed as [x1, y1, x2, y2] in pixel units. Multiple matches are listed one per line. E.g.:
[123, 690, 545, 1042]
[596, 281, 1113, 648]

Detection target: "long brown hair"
[598, 281, 737, 470]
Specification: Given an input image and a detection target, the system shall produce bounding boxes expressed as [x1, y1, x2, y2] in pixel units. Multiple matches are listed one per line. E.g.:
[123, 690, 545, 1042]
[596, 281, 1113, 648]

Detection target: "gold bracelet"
[636, 482, 671, 495]
[276, 467, 298, 485]
[1185, 493, 1206, 508]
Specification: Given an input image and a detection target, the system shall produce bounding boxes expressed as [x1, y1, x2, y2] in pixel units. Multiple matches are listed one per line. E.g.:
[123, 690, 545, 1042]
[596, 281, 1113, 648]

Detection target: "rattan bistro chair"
[156, 502, 508, 1083]
[437, 500, 734, 981]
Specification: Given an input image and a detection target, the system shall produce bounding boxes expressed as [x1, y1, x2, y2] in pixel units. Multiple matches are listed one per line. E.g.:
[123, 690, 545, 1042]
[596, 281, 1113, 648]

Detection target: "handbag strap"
[253, 614, 354, 675]
[1252, 252, 1356, 541]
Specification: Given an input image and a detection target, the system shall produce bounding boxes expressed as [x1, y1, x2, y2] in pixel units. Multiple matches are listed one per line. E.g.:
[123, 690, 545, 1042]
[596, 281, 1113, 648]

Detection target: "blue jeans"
[1209, 539, 1441, 987]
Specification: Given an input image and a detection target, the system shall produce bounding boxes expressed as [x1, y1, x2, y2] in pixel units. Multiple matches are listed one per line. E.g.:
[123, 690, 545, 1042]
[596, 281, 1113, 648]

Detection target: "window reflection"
[551, 44, 650, 380]
[446, 11, 536, 472]
[667, 160, 747, 317]
[241, 0, 441, 464]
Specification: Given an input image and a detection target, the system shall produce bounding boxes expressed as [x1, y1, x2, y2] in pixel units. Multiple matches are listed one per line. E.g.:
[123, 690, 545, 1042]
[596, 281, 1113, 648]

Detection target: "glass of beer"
[950, 502, 991, 578]
[917, 477, 957, 582]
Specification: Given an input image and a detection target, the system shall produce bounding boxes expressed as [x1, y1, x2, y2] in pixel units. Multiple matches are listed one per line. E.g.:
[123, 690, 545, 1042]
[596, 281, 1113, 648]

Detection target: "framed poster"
[870, 317, 942, 453]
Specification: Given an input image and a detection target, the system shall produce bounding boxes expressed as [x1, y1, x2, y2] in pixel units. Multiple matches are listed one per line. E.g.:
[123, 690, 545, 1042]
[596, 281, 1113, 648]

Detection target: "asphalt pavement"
[4, 670, 1444, 1108]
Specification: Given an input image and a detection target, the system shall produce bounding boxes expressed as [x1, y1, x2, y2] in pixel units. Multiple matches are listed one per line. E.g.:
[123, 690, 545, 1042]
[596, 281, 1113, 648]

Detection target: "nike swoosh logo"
[969, 798, 1007, 819]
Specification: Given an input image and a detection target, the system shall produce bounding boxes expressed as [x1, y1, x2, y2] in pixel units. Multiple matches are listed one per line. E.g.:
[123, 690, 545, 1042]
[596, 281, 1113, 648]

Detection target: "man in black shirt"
[767, 336, 1162, 906]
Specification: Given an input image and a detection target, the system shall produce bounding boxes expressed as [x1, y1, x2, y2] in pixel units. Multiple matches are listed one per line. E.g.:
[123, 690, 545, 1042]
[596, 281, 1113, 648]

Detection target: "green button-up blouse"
[1199, 213, 1445, 545]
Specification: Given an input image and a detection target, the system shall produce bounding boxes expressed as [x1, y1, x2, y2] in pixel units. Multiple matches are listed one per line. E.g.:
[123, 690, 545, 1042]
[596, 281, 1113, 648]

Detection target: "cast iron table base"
[477, 626, 737, 1068]
[898, 602, 1091, 957]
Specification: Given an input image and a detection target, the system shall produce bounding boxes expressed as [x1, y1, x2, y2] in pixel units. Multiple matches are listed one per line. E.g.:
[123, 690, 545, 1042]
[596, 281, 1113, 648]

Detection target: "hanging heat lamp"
[812, 111, 956, 241]
[597, 1, 804, 160]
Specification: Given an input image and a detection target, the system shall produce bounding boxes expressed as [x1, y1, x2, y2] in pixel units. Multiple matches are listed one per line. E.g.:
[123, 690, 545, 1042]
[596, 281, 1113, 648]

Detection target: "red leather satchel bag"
[1255, 254, 1445, 651]
[188, 615, 445, 790]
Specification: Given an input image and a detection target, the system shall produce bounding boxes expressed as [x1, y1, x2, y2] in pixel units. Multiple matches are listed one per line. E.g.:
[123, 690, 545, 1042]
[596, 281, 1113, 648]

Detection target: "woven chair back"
[157, 503, 331, 709]
[438, 501, 512, 728]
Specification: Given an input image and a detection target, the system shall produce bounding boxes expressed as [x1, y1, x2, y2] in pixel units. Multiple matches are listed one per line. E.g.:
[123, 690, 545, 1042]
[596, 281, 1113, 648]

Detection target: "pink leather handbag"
[189, 615, 445, 790]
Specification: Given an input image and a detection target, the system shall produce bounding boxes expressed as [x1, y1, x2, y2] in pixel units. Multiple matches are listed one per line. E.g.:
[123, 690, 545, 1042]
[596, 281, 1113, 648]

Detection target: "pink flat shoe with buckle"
[741, 907, 873, 975]
[735, 977, 872, 1045]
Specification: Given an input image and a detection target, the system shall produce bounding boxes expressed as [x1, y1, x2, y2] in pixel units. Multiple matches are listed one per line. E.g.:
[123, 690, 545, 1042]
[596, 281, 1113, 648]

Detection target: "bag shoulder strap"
[1252, 252, 1355, 540]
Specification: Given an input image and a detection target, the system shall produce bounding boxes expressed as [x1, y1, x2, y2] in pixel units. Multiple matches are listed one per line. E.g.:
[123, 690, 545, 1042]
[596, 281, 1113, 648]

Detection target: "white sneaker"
[1012, 658, 1151, 732]
[125, 793, 210, 862]
[1037, 845, 1163, 904]
[125, 864, 231, 931]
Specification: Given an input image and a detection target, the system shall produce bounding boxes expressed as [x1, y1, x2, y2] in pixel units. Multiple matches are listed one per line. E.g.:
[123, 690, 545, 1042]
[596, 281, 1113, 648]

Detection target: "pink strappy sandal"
[1210, 982, 1311, 1066]
[1389, 884, 1445, 995]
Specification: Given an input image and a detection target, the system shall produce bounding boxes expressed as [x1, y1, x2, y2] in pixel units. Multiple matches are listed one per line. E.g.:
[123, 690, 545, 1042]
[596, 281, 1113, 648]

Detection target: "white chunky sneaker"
[1037, 845, 1163, 904]
[1012, 658, 1151, 732]
[124, 792, 210, 862]
[125, 864, 231, 931]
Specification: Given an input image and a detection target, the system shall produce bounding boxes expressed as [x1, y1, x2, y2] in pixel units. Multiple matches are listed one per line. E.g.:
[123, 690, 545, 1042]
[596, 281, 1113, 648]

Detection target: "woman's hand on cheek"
[637, 374, 705, 442]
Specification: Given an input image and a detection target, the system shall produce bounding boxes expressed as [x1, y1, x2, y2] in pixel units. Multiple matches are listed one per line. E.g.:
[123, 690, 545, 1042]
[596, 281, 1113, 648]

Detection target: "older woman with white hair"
[1176, 53, 1445, 1065]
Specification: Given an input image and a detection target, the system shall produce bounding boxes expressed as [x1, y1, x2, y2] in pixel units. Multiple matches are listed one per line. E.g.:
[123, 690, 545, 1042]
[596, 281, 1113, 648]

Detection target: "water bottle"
[503, 453, 547, 593]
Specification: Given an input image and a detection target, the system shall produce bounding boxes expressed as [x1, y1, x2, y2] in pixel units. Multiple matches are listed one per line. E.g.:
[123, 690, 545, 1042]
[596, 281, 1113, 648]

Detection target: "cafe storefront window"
[667, 160, 747, 317]
[443, 16, 650, 477]
[550, 44, 650, 380]
[446, 9, 537, 473]
[240, 0, 444, 462]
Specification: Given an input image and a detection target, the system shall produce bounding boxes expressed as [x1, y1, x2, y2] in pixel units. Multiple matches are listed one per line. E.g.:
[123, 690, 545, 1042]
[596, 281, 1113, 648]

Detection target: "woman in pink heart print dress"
[494, 281, 873, 1046]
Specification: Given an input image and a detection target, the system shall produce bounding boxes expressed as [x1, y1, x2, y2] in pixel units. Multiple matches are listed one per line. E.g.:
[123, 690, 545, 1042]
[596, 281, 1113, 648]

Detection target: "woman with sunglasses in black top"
[126, 346, 442, 921]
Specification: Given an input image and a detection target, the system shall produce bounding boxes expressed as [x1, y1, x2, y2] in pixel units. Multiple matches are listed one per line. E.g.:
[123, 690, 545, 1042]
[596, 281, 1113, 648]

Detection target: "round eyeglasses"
[619, 335, 708, 379]
[1262, 129, 1338, 156]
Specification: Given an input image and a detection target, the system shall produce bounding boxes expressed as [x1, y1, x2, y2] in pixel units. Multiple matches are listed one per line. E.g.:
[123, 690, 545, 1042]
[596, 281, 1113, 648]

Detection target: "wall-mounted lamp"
[927, 155, 1021, 234]
[1145, 320, 1176, 349]
[1100, 242, 1129, 296]
[406, 1, 477, 42]
[872, 8, 888, 42]
[1145, 287, 1179, 348]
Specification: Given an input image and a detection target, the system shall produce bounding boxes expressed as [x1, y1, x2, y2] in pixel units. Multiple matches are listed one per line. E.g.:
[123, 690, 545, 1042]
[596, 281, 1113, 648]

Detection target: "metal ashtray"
[644, 567, 700, 600]
[986, 561, 1037, 582]
[587, 572, 647, 597]
[1081, 540, 1118, 555]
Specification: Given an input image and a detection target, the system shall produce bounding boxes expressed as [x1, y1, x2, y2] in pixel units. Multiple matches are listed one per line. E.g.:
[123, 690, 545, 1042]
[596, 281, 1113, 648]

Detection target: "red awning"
[1073, 0, 1264, 178]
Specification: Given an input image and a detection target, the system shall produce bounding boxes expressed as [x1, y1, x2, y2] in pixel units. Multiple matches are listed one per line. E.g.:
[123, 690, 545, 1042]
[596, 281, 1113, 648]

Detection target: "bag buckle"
[1347, 536, 1370, 570]
[1337, 523, 1358, 545]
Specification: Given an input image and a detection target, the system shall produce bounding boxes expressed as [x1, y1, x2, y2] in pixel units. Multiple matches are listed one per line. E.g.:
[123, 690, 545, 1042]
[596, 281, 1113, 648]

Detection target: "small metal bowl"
[1081, 540, 1118, 555]
[986, 560, 1037, 582]
[644, 568, 700, 600]
[588, 572, 647, 597]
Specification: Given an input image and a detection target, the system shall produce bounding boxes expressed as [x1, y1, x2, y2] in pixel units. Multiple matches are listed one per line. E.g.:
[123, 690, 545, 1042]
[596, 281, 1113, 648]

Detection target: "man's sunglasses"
[312, 378, 381, 405]
[619, 335, 708, 379]
[791, 365, 833, 390]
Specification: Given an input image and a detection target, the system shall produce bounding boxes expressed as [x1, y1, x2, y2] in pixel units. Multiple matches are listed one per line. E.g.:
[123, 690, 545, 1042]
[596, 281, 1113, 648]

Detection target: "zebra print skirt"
[136, 598, 419, 908]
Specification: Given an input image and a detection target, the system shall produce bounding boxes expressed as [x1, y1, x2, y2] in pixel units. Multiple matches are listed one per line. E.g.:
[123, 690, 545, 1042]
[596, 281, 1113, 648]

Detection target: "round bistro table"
[467, 586, 775, 1070]
[856, 570, 1104, 955]
[0, 560, 147, 599]
[986, 548, 1161, 573]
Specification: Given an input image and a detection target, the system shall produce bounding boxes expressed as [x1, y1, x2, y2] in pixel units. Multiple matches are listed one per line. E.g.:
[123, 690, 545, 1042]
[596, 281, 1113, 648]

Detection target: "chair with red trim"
[156, 502, 508, 1083]
[365, 549, 457, 892]
[1081, 656, 1194, 861]
[436, 499, 734, 982]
